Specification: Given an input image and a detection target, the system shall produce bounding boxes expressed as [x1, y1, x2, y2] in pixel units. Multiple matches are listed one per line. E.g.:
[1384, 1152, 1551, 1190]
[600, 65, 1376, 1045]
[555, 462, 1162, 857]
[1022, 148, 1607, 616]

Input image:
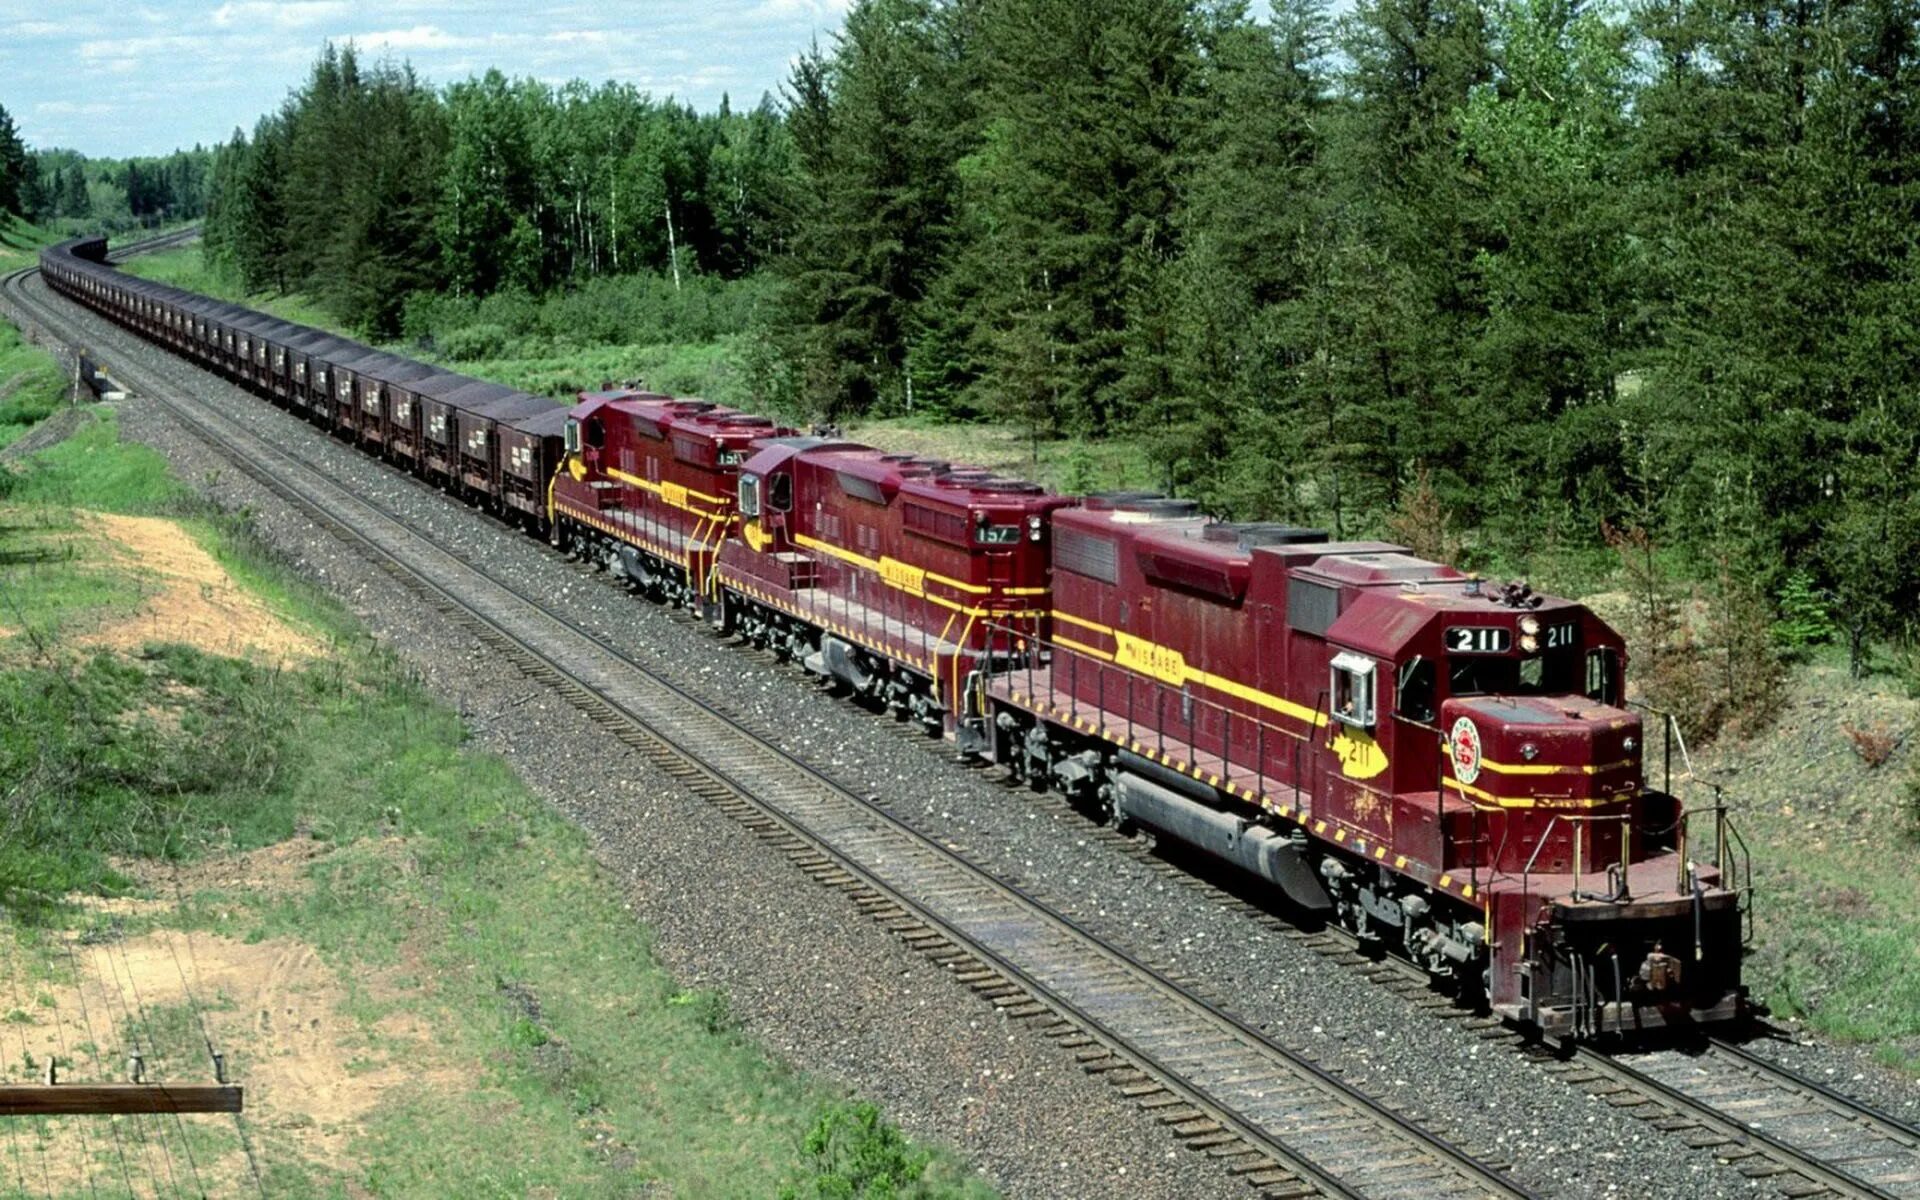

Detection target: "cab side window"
[1585, 648, 1619, 705]
[768, 473, 793, 512]
[1330, 652, 1377, 729]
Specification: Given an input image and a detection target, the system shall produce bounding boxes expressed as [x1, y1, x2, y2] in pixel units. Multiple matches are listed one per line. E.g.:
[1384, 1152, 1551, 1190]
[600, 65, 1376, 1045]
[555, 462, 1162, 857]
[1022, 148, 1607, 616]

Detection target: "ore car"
[453, 389, 555, 503]
[498, 407, 571, 533]
[385, 371, 467, 472]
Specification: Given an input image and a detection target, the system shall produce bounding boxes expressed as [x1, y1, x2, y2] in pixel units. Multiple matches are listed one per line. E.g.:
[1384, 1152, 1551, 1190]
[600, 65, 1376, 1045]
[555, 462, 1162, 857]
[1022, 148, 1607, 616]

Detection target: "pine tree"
[1298, 0, 1492, 531]
[1153, 0, 1330, 514]
[940, 0, 1201, 436]
[780, 0, 962, 417]
[0, 104, 28, 218]
[60, 165, 89, 218]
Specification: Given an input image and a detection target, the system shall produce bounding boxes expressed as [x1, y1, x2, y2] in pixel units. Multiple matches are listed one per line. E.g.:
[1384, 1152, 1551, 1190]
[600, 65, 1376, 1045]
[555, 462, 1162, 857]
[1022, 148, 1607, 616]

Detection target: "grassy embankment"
[0, 328, 991, 1195]
[110, 241, 1920, 1073]
[1697, 657, 1920, 1073]
[0, 216, 70, 276]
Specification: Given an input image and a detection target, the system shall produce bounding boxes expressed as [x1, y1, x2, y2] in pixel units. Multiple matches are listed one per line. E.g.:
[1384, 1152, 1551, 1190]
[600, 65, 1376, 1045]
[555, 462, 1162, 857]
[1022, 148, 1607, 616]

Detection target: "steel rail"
[1561, 1044, 1906, 1200]
[1704, 1038, 1920, 1157]
[1259, 890, 1920, 1199]
[3, 263, 1534, 1200]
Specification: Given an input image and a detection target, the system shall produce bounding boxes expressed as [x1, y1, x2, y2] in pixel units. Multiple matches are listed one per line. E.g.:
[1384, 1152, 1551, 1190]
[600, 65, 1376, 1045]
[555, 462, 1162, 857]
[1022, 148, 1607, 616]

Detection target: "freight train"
[40, 236, 1751, 1038]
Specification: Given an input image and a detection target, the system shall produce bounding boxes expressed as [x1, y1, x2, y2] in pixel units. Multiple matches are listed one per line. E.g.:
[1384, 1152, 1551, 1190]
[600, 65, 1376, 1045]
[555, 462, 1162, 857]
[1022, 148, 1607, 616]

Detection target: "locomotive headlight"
[1028, 514, 1043, 542]
[1519, 742, 1539, 761]
[1519, 634, 1540, 654]
[1623, 736, 1637, 753]
[1519, 614, 1542, 636]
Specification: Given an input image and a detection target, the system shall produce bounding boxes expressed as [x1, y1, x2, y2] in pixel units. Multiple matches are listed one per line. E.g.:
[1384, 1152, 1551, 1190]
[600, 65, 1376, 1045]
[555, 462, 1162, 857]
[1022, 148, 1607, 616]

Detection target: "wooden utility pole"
[0, 1084, 242, 1116]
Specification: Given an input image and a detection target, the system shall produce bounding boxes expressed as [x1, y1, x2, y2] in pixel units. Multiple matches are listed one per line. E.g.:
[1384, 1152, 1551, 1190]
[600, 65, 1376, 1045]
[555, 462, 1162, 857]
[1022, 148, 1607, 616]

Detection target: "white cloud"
[34, 100, 117, 116]
[211, 1, 349, 29]
[748, 0, 850, 18]
[349, 23, 475, 50]
[4, 0, 853, 156]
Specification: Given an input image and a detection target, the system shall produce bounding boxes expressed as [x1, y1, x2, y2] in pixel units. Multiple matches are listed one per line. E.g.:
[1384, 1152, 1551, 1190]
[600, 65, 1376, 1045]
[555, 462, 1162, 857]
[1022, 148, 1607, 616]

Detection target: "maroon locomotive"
[715, 438, 1069, 731]
[42, 235, 1750, 1037]
[977, 496, 1745, 1035]
[551, 389, 787, 610]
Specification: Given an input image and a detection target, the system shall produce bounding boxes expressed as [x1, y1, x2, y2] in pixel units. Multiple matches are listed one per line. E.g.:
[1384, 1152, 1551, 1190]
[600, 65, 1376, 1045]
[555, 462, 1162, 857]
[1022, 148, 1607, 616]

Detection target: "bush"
[1907, 756, 1920, 840]
[781, 1102, 934, 1200]
[436, 323, 512, 361]
[1843, 721, 1900, 769]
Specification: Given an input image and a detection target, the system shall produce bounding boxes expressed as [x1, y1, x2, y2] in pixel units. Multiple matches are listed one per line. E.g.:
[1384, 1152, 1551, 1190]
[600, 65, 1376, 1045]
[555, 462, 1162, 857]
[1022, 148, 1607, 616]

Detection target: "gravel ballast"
[25, 272, 1918, 1198]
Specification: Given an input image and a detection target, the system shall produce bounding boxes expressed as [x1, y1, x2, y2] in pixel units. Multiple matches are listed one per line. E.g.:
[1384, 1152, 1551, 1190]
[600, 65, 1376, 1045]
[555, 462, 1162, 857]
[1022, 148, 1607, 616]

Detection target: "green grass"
[0, 361, 994, 1195]
[2, 403, 186, 512]
[119, 245, 338, 330]
[1737, 797, 1920, 1046]
[843, 412, 1162, 496]
[446, 338, 747, 403]
[0, 320, 73, 451]
[0, 215, 69, 272]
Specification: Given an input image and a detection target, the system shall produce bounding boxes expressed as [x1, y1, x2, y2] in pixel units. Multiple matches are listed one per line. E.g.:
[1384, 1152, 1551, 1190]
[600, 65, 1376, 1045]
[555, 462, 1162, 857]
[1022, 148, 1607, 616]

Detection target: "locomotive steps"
[4, 266, 1534, 1200]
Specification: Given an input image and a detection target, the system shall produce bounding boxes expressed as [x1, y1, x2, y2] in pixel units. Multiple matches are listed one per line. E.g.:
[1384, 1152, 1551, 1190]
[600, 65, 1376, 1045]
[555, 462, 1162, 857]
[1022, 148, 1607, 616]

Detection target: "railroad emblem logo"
[1449, 716, 1482, 786]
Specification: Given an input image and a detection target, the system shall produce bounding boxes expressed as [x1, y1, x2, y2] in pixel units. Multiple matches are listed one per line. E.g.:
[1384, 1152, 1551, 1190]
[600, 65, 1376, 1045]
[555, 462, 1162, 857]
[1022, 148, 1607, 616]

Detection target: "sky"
[0, 0, 859, 158]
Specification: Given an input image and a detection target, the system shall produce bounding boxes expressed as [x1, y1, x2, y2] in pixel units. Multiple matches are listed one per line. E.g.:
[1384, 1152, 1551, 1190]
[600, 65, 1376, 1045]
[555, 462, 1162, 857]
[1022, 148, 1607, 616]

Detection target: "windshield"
[1448, 653, 1580, 697]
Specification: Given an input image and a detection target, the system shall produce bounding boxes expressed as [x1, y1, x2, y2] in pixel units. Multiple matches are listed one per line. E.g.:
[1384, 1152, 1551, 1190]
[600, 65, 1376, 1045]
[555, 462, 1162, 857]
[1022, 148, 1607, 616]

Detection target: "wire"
[106, 925, 200, 1200]
[62, 941, 136, 1200]
[3, 938, 56, 1199]
[90, 937, 169, 1199]
[159, 867, 266, 1199]
[43, 962, 104, 1200]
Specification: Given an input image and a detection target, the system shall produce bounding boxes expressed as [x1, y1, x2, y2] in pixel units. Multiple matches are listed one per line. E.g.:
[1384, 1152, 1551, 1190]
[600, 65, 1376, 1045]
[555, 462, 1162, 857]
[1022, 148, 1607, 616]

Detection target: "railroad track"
[1221, 873, 1920, 1200]
[1547, 1040, 1920, 1199]
[2, 266, 1535, 1200]
[103, 225, 200, 264]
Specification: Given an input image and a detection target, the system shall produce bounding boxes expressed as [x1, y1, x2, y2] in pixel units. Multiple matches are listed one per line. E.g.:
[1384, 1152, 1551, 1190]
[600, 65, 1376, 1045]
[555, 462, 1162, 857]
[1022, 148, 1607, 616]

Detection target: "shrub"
[1843, 721, 1899, 769]
[1906, 757, 1920, 841]
[1772, 569, 1836, 652]
[780, 1102, 933, 1200]
[436, 323, 512, 361]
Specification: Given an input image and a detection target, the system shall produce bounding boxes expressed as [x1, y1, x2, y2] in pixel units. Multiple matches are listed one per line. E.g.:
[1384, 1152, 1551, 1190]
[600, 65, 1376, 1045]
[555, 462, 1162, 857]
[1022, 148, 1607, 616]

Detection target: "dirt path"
[1, 842, 459, 1198]
[78, 511, 323, 664]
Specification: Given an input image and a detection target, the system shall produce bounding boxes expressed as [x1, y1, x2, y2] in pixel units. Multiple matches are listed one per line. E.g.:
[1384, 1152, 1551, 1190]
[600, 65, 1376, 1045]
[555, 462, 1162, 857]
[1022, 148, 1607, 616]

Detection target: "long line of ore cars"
[45, 236, 1751, 1037]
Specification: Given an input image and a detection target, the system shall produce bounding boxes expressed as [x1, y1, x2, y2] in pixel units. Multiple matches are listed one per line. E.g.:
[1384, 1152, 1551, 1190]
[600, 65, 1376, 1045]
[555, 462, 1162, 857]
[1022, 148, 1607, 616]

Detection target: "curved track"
[3, 262, 1534, 1200]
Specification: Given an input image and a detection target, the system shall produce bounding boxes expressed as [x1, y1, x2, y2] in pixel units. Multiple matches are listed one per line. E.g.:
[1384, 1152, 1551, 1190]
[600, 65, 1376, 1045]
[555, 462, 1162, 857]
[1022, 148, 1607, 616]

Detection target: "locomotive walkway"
[3, 263, 1534, 1200]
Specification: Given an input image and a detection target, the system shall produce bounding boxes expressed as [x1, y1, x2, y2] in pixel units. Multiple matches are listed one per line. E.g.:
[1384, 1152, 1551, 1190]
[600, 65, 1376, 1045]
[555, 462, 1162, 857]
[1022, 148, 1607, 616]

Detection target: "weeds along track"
[3, 267, 1536, 1200]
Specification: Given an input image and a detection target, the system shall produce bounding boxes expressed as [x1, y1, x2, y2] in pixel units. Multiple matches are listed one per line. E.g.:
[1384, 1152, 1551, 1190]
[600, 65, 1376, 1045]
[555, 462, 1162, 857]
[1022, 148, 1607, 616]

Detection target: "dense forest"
[99, 2, 1920, 698]
[0, 101, 214, 232]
